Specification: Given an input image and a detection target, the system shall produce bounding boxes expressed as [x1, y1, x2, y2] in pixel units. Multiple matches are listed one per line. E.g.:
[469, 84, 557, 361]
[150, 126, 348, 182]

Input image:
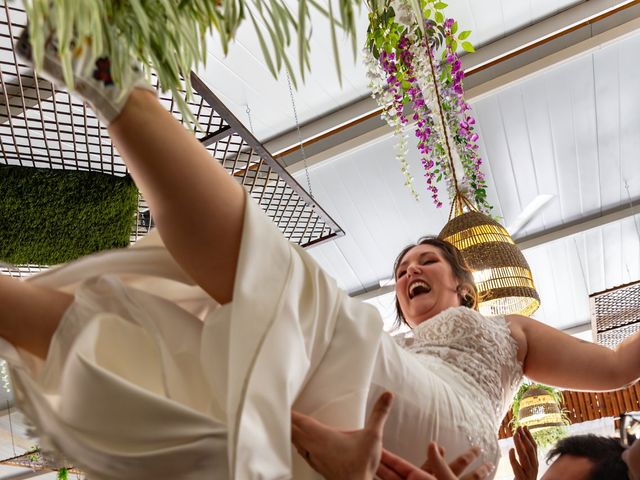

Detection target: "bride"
[2, 25, 640, 480]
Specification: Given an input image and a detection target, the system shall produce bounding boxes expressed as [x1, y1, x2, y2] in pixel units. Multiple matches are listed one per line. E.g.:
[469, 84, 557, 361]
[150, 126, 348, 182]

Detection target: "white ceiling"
[197, 0, 586, 140]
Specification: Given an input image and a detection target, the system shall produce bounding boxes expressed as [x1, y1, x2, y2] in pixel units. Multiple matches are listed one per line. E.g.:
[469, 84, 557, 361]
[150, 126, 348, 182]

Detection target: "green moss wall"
[0, 165, 138, 265]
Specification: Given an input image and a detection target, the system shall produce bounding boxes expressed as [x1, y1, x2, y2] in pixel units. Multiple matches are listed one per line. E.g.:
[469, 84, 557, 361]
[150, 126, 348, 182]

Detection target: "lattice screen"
[0, 1, 342, 278]
[590, 280, 640, 348]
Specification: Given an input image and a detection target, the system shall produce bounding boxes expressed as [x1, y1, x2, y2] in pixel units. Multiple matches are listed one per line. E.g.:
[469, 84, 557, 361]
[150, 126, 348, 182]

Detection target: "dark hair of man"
[546, 434, 628, 480]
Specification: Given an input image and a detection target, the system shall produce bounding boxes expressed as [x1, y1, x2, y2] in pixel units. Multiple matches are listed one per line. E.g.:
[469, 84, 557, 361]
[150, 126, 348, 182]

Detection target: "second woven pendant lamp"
[439, 193, 540, 316]
[517, 386, 566, 431]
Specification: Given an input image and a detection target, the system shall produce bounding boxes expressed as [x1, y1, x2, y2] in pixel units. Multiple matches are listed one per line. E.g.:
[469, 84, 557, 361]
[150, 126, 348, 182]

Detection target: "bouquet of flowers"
[22, 0, 362, 124]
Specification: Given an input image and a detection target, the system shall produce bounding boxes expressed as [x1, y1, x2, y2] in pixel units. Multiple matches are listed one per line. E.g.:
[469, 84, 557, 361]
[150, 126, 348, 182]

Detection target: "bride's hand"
[378, 443, 494, 480]
[291, 391, 393, 480]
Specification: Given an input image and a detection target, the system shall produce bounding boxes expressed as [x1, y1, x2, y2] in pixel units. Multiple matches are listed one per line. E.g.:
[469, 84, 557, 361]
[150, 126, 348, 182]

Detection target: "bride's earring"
[456, 285, 472, 308]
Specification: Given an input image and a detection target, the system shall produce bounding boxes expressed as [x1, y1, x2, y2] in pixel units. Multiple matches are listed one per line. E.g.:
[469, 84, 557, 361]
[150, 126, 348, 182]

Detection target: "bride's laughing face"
[394, 244, 462, 328]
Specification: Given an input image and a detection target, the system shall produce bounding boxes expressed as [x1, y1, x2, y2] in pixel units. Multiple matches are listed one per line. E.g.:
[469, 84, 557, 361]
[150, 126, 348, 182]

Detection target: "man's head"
[541, 434, 628, 480]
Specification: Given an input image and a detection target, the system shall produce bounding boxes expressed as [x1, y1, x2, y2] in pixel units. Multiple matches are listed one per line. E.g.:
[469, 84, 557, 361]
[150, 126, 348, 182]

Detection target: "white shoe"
[16, 27, 155, 125]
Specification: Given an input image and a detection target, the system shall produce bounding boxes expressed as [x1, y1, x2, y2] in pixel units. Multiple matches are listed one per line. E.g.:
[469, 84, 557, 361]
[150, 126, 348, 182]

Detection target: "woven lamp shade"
[590, 280, 640, 348]
[439, 194, 540, 316]
[517, 387, 565, 431]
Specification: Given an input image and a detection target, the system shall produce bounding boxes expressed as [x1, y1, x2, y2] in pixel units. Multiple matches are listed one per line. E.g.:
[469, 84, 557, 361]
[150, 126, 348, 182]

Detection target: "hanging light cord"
[7, 400, 15, 456]
[245, 105, 256, 134]
[424, 35, 462, 202]
[286, 71, 314, 201]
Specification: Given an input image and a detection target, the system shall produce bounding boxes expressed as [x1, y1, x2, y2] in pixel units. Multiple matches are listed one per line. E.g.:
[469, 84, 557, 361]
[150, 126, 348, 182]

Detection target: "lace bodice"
[396, 306, 523, 423]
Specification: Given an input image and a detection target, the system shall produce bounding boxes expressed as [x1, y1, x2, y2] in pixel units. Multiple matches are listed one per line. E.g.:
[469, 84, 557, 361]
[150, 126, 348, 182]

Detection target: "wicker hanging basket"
[517, 387, 566, 431]
[438, 193, 540, 316]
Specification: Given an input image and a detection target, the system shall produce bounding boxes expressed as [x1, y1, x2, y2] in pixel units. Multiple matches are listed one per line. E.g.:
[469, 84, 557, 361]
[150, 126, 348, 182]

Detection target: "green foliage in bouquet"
[23, 0, 363, 125]
[0, 165, 138, 265]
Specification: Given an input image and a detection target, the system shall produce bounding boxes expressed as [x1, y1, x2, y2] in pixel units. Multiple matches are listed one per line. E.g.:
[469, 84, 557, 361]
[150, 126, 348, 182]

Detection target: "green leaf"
[461, 41, 475, 52]
[451, 21, 458, 34]
[327, 0, 343, 85]
[297, 0, 308, 80]
[248, 10, 277, 78]
[408, 0, 424, 33]
[256, 4, 284, 71]
[434, 2, 448, 9]
[458, 30, 471, 40]
[434, 11, 444, 24]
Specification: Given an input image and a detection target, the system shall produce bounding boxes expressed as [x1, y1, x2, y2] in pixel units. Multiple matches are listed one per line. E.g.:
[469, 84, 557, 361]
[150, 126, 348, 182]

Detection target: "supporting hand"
[378, 442, 494, 480]
[291, 391, 393, 480]
[509, 426, 538, 480]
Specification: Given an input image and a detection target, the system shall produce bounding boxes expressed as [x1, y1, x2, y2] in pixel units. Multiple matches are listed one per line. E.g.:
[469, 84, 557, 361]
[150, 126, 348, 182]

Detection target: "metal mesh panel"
[0, 263, 47, 277]
[0, 1, 342, 279]
[590, 280, 640, 348]
[0, 448, 79, 474]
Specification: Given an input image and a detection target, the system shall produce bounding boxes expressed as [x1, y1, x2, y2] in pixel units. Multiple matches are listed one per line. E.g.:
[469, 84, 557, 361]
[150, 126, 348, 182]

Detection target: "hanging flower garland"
[364, 0, 492, 213]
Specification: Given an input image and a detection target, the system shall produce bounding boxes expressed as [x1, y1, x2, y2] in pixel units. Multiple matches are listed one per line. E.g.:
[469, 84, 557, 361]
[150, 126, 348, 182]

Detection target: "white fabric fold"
[0, 194, 385, 479]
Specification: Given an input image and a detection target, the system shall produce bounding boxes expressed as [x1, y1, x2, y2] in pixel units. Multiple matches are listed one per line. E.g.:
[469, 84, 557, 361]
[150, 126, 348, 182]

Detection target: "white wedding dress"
[0, 194, 523, 479]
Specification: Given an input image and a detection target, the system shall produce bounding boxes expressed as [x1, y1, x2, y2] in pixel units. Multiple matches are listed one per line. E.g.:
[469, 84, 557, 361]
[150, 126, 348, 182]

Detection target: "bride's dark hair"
[393, 236, 478, 328]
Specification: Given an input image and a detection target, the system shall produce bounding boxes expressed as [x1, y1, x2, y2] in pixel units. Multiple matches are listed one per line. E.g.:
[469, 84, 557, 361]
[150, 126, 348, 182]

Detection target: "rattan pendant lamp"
[439, 192, 540, 316]
[517, 386, 566, 431]
[421, 38, 540, 316]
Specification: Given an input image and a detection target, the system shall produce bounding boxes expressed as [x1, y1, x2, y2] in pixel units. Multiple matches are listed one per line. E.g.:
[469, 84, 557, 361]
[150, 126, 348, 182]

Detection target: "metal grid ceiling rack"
[0, 2, 343, 278]
[590, 280, 640, 348]
[0, 448, 80, 476]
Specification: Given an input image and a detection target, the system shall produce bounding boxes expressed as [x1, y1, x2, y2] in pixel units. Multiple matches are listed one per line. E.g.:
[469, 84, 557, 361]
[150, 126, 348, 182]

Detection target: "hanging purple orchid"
[364, 0, 493, 213]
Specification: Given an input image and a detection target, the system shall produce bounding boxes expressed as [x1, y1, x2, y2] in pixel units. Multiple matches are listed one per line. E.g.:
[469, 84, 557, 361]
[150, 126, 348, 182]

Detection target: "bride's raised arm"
[508, 314, 640, 391]
[108, 90, 246, 305]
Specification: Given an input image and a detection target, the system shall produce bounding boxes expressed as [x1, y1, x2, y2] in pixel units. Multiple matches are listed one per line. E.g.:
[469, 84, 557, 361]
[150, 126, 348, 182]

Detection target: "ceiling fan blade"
[507, 194, 555, 237]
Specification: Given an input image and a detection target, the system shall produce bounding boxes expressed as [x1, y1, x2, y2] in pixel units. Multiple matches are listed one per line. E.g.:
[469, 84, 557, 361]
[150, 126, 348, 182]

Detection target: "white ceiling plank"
[553, 241, 581, 326]
[569, 56, 601, 216]
[307, 241, 363, 292]
[617, 37, 640, 198]
[493, 87, 541, 230]
[544, 67, 583, 223]
[620, 215, 640, 284]
[473, 96, 523, 224]
[586, 228, 607, 294]
[519, 78, 561, 233]
[592, 47, 624, 209]
[567, 238, 592, 323]
[603, 221, 624, 289]
[467, 0, 507, 42]
[533, 246, 564, 327]
[515, 202, 640, 249]
[300, 162, 382, 286]
[329, 155, 401, 280]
